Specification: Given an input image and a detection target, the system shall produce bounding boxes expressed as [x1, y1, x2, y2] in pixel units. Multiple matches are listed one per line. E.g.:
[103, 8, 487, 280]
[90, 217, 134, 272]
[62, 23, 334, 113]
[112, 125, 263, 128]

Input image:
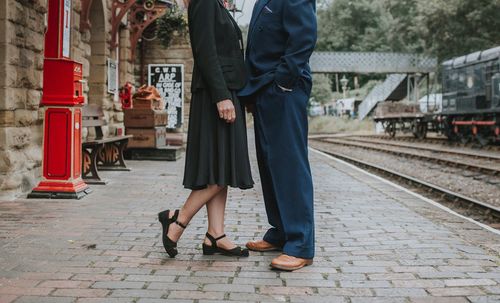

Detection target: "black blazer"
[188, 0, 246, 103]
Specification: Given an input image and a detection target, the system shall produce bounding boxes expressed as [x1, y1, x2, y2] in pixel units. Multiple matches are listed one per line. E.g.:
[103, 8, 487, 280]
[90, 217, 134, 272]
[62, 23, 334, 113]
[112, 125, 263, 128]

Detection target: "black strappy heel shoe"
[202, 233, 249, 257]
[158, 209, 187, 258]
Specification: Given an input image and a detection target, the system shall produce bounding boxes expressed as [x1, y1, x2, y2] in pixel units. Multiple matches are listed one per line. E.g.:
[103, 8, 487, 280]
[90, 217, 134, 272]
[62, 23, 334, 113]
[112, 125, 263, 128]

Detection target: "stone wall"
[74, 0, 126, 137]
[0, 0, 136, 200]
[0, 0, 47, 200]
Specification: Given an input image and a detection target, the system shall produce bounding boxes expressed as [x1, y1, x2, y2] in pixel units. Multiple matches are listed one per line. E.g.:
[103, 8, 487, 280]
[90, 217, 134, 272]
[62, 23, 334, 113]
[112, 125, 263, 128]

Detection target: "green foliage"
[317, 0, 500, 61]
[156, 6, 188, 49]
[415, 0, 500, 61]
[311, 74, 333, 104]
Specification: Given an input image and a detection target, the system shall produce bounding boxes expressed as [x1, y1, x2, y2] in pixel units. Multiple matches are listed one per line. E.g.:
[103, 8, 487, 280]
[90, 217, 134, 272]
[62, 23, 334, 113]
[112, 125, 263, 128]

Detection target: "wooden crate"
[133, 98, 162, 110]
[166, 132, 184, 146]
[124, 109, 168, 128]
[126, 127, 166, 148]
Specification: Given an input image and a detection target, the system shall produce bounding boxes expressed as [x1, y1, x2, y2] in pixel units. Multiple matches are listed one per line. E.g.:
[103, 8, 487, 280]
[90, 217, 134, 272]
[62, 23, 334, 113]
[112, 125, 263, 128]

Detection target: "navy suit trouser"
[253, 81, 315, 259]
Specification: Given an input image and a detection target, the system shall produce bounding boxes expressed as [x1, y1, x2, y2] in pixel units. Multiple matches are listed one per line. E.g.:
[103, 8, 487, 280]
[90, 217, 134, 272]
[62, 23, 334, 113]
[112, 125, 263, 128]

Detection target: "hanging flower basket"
[156, 6, 188, 48]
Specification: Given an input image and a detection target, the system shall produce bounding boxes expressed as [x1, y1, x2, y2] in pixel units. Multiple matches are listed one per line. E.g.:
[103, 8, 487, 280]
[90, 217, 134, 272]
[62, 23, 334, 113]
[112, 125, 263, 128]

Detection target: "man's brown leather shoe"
[246, 240, 281, 252]
[270, 254, 313, 271]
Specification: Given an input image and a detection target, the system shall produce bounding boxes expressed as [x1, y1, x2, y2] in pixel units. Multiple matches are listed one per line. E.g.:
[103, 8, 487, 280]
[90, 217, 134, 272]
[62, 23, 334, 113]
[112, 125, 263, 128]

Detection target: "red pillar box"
[29, 0, 91, 199]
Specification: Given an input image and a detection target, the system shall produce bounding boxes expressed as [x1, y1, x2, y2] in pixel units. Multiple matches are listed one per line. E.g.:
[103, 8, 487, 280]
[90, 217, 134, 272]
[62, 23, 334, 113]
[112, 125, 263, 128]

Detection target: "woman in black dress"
[158, 0, 253, 258]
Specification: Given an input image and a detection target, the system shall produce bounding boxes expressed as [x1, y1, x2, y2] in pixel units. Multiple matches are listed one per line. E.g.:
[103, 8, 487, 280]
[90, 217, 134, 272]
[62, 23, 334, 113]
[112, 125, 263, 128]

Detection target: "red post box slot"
[41, 58, 85, 106]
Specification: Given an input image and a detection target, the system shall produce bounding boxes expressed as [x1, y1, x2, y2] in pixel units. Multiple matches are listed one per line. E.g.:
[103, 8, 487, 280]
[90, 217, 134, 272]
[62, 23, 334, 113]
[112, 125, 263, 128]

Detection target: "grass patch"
[309, 116, 375, 134]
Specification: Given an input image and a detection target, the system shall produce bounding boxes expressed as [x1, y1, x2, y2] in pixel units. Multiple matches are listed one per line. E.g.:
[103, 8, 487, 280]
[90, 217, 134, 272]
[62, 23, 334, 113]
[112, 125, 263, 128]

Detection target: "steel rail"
[336, 137, 500, 162]
[311, 143, 500, 222]
[318, 138, 500, 176]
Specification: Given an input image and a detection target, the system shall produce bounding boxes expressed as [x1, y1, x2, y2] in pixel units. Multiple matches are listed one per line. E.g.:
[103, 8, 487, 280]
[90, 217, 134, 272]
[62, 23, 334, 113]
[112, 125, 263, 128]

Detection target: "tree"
[311, 74, 333, 104]
[316, 0, 385, 52]
[414, 0, 500, 61]
[316, 0, 500, 61]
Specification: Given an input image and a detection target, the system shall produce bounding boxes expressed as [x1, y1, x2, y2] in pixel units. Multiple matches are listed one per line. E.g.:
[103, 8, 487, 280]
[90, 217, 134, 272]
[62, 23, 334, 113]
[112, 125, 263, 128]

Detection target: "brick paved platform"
[0, 134, 499, 303]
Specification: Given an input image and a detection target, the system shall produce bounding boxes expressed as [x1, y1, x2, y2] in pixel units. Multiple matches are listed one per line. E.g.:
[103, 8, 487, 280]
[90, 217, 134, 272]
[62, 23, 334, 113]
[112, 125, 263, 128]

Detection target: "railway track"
[317, 138, 500, 177]
[310, 141, 500, 227]
[358, 134, 500, 151]
[342, 137, 500, 162]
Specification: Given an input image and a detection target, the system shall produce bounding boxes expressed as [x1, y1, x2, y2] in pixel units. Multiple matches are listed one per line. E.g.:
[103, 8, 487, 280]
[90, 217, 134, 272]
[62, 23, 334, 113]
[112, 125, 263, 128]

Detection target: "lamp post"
[340, 75, 349, 99]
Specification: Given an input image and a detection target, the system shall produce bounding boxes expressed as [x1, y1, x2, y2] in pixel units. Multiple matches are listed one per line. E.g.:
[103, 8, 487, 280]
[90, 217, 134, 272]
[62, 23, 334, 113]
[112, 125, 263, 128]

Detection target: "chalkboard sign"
[148, 64, 184, 129]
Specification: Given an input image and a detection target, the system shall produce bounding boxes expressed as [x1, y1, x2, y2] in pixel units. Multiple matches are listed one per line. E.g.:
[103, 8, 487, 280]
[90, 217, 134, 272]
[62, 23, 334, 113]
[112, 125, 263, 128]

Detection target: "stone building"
[0, 0, 193, 200]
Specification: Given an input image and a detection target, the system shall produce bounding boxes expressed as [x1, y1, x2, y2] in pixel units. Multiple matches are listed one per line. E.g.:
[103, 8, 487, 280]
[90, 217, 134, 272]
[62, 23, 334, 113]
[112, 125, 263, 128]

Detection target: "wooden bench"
[82, 104, 133, 184]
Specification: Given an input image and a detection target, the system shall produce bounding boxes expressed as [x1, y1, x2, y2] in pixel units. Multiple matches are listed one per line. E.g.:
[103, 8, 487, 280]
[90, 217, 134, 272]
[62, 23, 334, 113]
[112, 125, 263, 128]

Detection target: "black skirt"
[182, 89, 254, 190]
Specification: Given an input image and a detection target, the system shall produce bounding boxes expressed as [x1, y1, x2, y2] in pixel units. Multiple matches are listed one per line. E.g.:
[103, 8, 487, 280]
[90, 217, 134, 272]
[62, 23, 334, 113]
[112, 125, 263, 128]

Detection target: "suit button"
[258, 26, 263, 32]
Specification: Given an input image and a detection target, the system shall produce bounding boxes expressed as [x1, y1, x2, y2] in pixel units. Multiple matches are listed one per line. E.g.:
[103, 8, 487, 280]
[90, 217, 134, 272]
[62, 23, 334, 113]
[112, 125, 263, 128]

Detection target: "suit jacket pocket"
[219, 56, 246, 89]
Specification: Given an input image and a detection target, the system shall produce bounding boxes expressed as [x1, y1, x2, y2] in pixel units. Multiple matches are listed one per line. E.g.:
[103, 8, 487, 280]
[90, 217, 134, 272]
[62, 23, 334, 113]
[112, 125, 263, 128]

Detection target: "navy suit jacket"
[238, 0, 317, 98]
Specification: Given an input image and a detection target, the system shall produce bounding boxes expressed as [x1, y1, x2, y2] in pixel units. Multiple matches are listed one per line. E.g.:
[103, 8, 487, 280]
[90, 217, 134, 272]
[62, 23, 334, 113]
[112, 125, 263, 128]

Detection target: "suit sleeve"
[190, 0, 231, 103]
[274, 0, 317, 89]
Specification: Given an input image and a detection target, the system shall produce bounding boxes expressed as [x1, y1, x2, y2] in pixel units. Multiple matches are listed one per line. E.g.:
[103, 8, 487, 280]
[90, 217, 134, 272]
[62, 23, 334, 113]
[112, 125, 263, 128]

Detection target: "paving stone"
[368, 273, 416, 280]
[51, 289, 109, 298]
[427, 287, 485, 296]
[76, 299, 134, 303]
[392, 279, 446, 288]
[109, 289, 165, 298]
[13, 297, 76, 303]
[0, 287, 53, 296]
[148, 282, 198, 291]
[0, 295, 17, 303]
[91, 281, 145, 289]
[0, 132, 499, 302]
[351, 298, 408, 303]
[289, 296, 347, 303]
[374, 288, 428, 297]
[444, 279, 497, 287]
[137, 300, 193, 303]
[467, 296, 500, 303]
[168, 291, 224, 300]
[340, 280, 391, 288]
[410, 297, 470, 303]
[37, 280, 92, 288]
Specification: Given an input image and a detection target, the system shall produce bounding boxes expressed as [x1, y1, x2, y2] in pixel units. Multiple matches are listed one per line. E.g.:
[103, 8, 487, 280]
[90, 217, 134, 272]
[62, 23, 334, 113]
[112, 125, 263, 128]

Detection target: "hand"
[217, 99, 236, 123]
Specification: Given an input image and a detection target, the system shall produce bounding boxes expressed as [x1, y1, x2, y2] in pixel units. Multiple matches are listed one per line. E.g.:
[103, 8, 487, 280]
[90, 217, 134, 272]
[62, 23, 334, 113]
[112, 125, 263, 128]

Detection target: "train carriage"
[375, 46, 500, 144]
[441, 46, 500, 143]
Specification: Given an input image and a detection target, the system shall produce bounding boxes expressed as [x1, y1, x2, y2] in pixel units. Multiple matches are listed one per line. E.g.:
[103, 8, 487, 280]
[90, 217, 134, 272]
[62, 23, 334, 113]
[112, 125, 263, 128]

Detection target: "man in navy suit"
[239, 0, 317, 271]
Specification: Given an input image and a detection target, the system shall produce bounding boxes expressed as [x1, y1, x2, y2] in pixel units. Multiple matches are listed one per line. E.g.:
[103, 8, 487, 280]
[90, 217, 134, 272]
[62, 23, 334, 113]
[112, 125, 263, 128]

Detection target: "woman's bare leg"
[205, 186, 237, 250]
[167, 185, 224, 242]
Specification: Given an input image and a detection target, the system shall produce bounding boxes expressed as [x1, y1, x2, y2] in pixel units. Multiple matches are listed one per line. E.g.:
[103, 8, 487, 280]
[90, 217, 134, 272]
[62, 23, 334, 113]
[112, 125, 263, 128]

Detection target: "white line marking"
[310, 147, 500, 237]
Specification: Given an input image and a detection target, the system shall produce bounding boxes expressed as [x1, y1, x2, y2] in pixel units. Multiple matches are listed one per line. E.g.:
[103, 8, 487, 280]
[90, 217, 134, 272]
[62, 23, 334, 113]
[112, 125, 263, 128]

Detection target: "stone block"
[26, 89, 42, 110]
[21, 146, 42, 172]
[0, 149, 24, 172]
[0, 0, 7, 21]
[73, 0, 81, 11]
[0, 110, 15, 126]
[25, 30, 44, 52]
[5, 63, 18, 87]
[107, 125, 117, 136]
[0, 44, 7, 72]
[114, 112, 124, 122]
[0, 87, 27, 110]
[114, 102, 123, 111]
[35, 53, 44, 70]
[7, 3, 27, 27]
[0, 171, 23, 190]
[18, 48, 35, 69]
[102, 98, 114, 111]
[0, 126, 31, 149]
[15, 109, 38, 126]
